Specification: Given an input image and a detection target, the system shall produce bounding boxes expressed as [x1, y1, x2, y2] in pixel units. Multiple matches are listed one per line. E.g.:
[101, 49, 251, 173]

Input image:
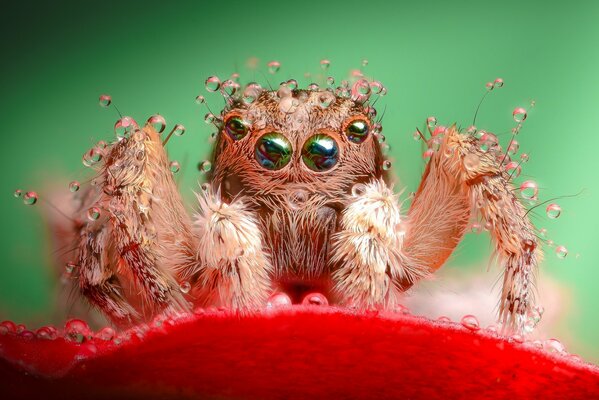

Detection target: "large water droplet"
[0, 320, 17, 335]
[519, 180, 538, 200]
[87, 207, 101, 221]
[99, 94, 112, 108]
[508, 140, 519, 155]
[69, 181, 80, 193]
[267, 292, 292, 308]
[460, 315, 480, 331]
[513, 107, 528, 123]
[23, 191, 38, 205]
[351, 79, 371, 103]
[546, 203, 561, 219]
[555, 245, 568, 259]
[64, 319, 92, 343]
[301, 293, 329, 306]
[205, 76, 221, 92]
[82, 147, 104, 167]
[267, 61, 281, 74]
[220, 79, 239, 96]
[147, 114, 166, 134]
[544, 338, 566, 354]
[96, 326, 116, 341]
[382, 160, 392, 170]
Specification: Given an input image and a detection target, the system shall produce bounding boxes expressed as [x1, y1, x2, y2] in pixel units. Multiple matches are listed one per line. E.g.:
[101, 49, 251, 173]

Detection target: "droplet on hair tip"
[23, 191, 38, 205]
[147, 115, 166, 134]
[205, 76, 221, 92]
[546, 203, 561, 219]
[320, 59, 330, 70]
[169, 161, 181, 174]
[13, 189, 22, 198]
[99, 94, 112, 108]
[267, 61, 281, 74]
[513, 107, 528, 123]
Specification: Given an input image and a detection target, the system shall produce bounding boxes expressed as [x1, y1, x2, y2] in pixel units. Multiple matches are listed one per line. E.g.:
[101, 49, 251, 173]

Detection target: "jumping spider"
[59, 81, 541, 333]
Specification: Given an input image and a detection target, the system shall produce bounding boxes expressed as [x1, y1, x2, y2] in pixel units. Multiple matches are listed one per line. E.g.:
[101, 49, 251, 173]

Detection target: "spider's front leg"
[403, 126, 541, 331]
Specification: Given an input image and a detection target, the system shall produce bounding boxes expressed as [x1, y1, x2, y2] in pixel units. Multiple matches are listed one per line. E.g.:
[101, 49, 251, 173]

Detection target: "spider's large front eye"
[224, 116, 249, 140]
[301, 134, 339, 172]
[255, 132, 292, 170]
[345, 119, 369, 144]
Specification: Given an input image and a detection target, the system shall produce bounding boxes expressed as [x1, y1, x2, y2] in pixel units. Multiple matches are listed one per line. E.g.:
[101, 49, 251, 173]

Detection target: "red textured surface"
[1, 307, 599, 399]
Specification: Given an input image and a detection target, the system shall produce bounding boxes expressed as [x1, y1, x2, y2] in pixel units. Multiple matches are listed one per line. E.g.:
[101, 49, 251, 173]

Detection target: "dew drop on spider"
[351, 79, 371, 103]
[460, 314, 480, 331]
[555, 245, 568, 259]
[98, 94, 111, 108]
[546, 203, 561, 219]
[204, 113, 215, 124]
[87, 207, 101, 221]
[173, 124, 186, 136]
[351, 183, 367, 197]
[326, 76, 335, 87]
[147, 114, 166, 134]
[64, 319, 92, 343]
[301, 293, 329, 306]
[505, 161, 522, 178]
[267, 60, 281, 74]
[513, 107, 528, 123]
[114, 116, 138, 139]
[96, 327, 116, 341]
[13, 189, 22, 198]
[508, 140, 519, 155]
[426, 116, 437, 130]
[82, 147, 103, 167]
[266, 292, 292, 308]
[169, 161, 180, 174]
[318, 92, 335, 109]
[205, 76, 221, 92]
[23, 191, 38, 205]
[65, 261, 77, 273]
[320, 59, 330, 70]
[519, 180, 538, 200]
[179, 281, 191, 294]
[285, 79, 298, 90]
[198, 160, 212, 173]
[195, 95, 205, 105]
[69, 181, 80, 193]
[220, 79, 239, 96]
[382, 160, 392, 170]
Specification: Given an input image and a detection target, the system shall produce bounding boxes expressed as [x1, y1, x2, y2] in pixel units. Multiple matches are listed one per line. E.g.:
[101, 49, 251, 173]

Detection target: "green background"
[1, 1, 598, 360]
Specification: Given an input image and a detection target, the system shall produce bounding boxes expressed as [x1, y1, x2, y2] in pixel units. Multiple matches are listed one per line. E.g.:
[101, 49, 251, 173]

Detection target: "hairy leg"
[330, 179, 428, 308]
[403, 126, 541, 331]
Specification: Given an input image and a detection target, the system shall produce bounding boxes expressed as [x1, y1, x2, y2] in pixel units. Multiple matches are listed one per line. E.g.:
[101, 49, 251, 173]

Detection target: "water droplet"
[13, 189, 22, 198]
[351, 79, 371, 103]
[508, 140, 519, 155]
[486, 82, 495, 90]
[520, 153, 529, 163]
[317, 91, 335, 109]
[437, 316, 452, 323]
[87, 206, 101, 221]
[146, 114, 166, 134]
[114, 116, 139, 140]
[220, 79, 239, 96]
[82, 147, 104, 167]
[361, 59, 369, 67]
[463, 153, 480, 171]
[555, 245, 568, 259]
[36, 326, 58, 340]
[180, 281, 191, 294]
[301, 293, 329, 306]
[169, 160, 180, 174]
[173, 124, 186, 136]
[546, 203, 561, 219]
[351, 183, 367, 197]
[544, 338, 566, 354]
[426, 116, 437, 129]
[320, 59, 330, 70]
[370, 81, 385, 95]
[199, 160, 212, 173]
[511, 334, 524, 343]
[513, 107, 528, 123]
[195, 95, 205, 105]
[64, 319, 91, 343]
[96, 326, 116, 341]
[99, 94, 112, 107]
[204, 113, 216, 124]
[423, 148, 434, 159]
[266, 292, 292, 308]
[519, 180, 538, 200]
[494, 78, 504, 88]
[0, 320, 17, 335]
[69, 181, 80, 193]
[326, 76, 335, 87]
[505, 161, 522, 178]
[200, 183, 211, 192]
[460, 315, 480, 331]
[267, 61, 281, 74]
[65, 261, 77, 273]
[205, 76, 221, 92]
[285, 79, 298, 90]
[23, 191, 38, 205]
[382, 160, 392, 170]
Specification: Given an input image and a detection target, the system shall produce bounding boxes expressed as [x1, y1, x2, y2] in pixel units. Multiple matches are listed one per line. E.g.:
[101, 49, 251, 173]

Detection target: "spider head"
[209, 87, 387, 203]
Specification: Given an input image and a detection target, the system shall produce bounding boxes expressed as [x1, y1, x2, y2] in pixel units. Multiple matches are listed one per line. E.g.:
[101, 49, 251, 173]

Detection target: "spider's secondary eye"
[345, 119, 369, 144]
[255, 132, 292, 170]
[301, 134, 339, 172]
[224, 116, 249, 140]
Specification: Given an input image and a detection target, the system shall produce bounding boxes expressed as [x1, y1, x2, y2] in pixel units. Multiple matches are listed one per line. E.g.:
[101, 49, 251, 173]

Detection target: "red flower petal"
[1, 307, 598, 399]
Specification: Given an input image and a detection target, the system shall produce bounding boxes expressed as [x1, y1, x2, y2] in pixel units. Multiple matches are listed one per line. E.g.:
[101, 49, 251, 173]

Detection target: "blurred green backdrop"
[1, 0, 598, 360]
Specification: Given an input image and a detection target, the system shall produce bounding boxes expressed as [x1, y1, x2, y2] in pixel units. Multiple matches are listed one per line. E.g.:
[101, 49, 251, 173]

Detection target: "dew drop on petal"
[169, 160, 180, 174]
[546, 203, 561, 219]
[205, 76, 221, 92]
[180, 281, 191, 294]
[64, 319, 91, 343]
[267, 292, 292, 308]
[96, 326, 116, 341]
[99, 94, 112, 108]
[519, 180, 538, 200]
[555, 245, 568, 259]
[87, 206, 101, 221]
[513, 107, 528, 123]
[460, 314, 480, 331]
[544, 338, 566, 354]
[23, 191, 38, 205]
[146, 114, 166, 134]
[267, 61, 281, 74]
[301, 293, 329, 306]
[69, 181, 80, 193]
[36, 326, 58, 340]
[320, 59, 330, 70]
[14, 189, 22, 198]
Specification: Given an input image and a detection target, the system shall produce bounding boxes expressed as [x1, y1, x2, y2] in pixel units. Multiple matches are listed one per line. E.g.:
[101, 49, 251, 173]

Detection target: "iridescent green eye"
[255, 132, 292, 170]
[224, 116, 248, 140]
[301, 134, 339, 172]
[345, 119, 369, 143]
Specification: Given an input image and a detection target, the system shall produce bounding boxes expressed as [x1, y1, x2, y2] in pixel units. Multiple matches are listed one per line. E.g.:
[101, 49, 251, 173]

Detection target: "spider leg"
[330, 179, 428, 308]
[178, 187, 273, 311]
[403, 126, 541, 332]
